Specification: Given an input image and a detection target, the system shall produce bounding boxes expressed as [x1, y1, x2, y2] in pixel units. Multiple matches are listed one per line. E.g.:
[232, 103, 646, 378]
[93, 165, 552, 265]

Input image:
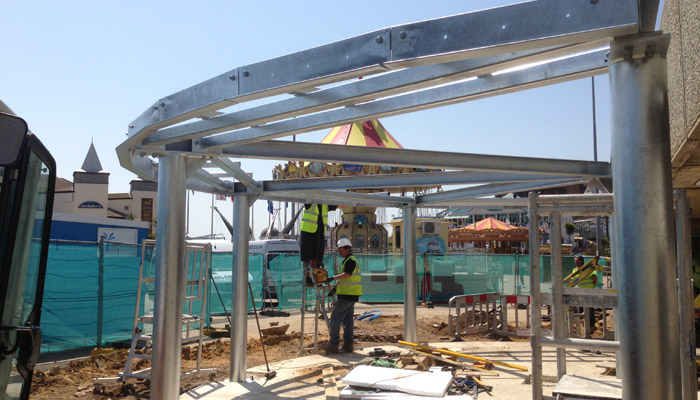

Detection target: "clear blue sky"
[2, 1, 619, 239]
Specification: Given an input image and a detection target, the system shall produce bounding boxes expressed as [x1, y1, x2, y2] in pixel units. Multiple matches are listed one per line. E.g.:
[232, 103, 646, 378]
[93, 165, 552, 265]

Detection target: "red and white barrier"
[447, 292, 499, 338]
[499, 295, 532, 337]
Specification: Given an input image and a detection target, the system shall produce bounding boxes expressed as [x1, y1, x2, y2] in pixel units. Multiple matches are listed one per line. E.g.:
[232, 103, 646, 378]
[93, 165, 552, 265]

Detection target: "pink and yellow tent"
[272, 119, 440, 192]
[321, 120, 404, 149]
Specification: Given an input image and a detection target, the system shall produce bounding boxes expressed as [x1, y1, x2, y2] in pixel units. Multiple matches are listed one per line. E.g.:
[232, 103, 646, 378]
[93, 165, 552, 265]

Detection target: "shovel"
[248, 282, 277, 380]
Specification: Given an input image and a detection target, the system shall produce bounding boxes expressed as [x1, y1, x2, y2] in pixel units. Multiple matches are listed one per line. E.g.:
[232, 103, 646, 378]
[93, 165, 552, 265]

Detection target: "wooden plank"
[323, 366, 339, 400]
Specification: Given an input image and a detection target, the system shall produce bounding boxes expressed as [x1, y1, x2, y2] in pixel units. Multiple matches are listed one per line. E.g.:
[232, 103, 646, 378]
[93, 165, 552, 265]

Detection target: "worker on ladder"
[323, 238, 362, 354]
[300, 203, 335, 286]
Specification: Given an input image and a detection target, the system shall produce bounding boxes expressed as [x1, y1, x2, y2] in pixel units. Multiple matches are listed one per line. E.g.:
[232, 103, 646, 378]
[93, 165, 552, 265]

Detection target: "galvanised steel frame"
[118, 1, 693, 399]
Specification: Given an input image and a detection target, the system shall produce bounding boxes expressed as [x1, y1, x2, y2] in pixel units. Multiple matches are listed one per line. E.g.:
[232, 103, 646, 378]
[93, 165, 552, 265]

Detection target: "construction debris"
[260, 323, 290, 337]
[398, 340, 527, 372]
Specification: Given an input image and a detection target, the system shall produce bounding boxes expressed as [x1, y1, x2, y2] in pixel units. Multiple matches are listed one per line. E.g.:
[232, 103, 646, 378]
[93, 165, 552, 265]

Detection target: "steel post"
[675, 190, 696, 400]
[403, 205, 417, 343]
[609, 33, 680, 399]
[230, 194, 251, 382]
[528, 193, 542, 400]
[549, 212, 567, 379]
[152, 154, 187, 400]
[97, 238, 104, 349]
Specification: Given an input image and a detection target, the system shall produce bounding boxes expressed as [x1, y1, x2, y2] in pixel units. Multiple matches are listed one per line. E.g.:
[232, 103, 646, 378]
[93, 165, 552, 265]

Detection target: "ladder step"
[183, 315, 202, 324]
[182, 336, 205, 345]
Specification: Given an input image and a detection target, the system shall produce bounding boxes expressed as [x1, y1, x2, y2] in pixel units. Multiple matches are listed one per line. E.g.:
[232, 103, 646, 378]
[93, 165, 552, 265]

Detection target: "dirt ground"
[30, 310, 614, 399]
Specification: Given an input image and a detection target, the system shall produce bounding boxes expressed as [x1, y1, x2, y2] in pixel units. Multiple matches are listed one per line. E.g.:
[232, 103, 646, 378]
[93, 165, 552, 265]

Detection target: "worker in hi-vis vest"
[572, 254, 597, 337]
[323, 238, 362, 354]
[299, 203, 333, 286]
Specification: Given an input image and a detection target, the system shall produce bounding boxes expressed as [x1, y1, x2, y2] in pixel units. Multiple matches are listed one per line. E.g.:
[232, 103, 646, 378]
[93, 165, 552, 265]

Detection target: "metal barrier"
[498, 295, 532, 337]
[447, 292, 500, 338]
[568, 307, 615, 340]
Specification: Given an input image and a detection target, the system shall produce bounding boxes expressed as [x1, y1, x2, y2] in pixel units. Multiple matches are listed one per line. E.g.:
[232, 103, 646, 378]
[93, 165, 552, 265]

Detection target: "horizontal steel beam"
[214, 141, 611, 176]
[540, 337, 620, 352]
[202, 50, 610, 148]
[416, 179, 585, 204]
[126, 0, 637, 142]
[261, 190, 412, 208]
[211, 157, 261, 193]
[193, 169, 232, 192]
[537, 204, 614, 216]
[143, 43, 603, 147]
[542, 291, 618, 308]
[261, 171, 577, 192]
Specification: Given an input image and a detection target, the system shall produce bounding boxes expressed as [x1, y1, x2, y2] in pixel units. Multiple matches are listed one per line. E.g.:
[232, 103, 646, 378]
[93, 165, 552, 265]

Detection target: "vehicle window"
[0, 153, 51, 398]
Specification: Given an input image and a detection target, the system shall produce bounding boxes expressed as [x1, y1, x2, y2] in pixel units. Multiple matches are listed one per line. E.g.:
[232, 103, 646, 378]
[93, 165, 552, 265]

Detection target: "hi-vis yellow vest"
[300, 204, 328, 234]
[337, 255, 362, 296]
[573, 267, 596, 288]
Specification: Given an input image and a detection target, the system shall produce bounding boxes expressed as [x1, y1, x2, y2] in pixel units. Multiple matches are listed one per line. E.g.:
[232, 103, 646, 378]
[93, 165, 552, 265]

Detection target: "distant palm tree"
[565, 223, 576, 245]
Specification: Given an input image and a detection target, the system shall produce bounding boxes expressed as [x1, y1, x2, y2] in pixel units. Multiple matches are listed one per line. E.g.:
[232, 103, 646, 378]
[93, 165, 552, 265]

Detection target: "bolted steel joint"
[399, 31, 407, 39]
[228, 75, 236, 81]
[243, 71, 249, 77]
[645, 44, 656, 58]
[375, 36, 383, 44]
[609, 33, 670, 65]
[623, 46, 634, 60]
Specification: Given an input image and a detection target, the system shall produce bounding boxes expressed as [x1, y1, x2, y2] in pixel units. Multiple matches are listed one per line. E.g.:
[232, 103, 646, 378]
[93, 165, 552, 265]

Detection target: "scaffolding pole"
[609, 33, 680, 399]
[152, 154, 187, 400]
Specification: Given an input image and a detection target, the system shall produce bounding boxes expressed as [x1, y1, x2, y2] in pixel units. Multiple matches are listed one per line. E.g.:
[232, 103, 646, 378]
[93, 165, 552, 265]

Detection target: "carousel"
[449, 217, 529, 254]
[273, 119, 440, 253]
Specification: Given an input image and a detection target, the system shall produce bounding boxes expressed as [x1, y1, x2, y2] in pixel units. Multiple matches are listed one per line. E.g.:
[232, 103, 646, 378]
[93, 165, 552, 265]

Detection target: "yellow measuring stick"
[398, 340, 528, 372]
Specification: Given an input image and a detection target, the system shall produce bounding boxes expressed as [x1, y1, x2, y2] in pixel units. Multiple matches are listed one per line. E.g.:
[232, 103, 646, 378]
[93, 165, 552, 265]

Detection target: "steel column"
[152, 154, 187, 400]
[230, 195, 251, 382]
[528, 193, 542, 400]
[609, 33, 680, 399]
[403, 205, 417, 343]
[549, 212, 567, 379]
[674, 190, 696, 400]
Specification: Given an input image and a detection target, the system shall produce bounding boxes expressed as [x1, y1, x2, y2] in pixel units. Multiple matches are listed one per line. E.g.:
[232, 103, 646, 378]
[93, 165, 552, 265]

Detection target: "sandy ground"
[29, 304, 612, 399]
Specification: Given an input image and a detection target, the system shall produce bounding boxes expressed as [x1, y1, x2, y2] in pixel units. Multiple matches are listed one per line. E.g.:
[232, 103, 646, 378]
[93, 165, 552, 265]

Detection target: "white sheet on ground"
[341, 365, 453, 397]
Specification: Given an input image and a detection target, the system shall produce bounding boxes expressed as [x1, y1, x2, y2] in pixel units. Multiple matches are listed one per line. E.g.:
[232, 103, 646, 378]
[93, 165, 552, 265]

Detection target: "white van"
[189, 238, 300, 312]
[249, 239, 300, 308]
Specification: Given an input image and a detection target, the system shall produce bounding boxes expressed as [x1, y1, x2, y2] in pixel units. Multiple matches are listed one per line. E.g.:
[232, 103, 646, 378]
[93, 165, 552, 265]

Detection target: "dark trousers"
[329, 297, 355, 348]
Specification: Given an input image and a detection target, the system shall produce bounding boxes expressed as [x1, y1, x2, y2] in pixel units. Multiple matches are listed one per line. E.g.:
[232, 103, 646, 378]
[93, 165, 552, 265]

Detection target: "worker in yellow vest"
[323, 238, 362, 354]
[572, 254, 597, 337]
[300, 203, 329, 286]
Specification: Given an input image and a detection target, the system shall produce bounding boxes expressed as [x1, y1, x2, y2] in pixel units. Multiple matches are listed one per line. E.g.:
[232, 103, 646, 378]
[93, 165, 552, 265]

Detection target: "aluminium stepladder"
[299, 257, 338, 352]
[100, 240, 216, 382]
